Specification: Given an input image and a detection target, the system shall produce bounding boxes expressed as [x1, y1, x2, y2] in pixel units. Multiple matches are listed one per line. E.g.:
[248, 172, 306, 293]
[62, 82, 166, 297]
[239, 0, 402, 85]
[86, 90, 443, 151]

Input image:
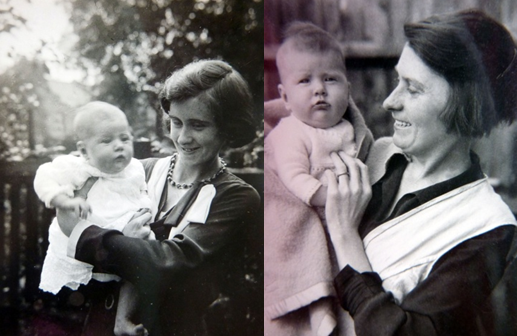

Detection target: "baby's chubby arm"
[270, 128, 324, 206]
[51, 194, 91, 220]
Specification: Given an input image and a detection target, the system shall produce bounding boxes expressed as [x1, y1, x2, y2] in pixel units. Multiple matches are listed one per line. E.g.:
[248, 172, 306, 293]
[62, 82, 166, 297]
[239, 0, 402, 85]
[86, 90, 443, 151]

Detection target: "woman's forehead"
[168, 98, 215, 121]
[396, 45, 445, 87]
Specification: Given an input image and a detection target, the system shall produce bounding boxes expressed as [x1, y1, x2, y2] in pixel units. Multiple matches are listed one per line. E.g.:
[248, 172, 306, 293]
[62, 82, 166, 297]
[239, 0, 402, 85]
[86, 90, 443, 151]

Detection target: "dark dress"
[67, 158, 261, 336]
[334, 153, 517, 335]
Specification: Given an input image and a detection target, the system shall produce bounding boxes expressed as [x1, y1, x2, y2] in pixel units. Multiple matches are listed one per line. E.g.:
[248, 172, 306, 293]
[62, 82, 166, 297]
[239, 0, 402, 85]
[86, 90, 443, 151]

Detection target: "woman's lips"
[181, 147, 199, 153]
[394, 120, 412, 128]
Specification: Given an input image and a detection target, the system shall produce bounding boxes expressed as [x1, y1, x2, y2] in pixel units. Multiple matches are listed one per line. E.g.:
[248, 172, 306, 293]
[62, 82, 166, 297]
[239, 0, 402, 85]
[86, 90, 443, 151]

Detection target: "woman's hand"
[325, 152, 372, 235]
[122, 208, 153, 239]
[325, 152, 373, 271]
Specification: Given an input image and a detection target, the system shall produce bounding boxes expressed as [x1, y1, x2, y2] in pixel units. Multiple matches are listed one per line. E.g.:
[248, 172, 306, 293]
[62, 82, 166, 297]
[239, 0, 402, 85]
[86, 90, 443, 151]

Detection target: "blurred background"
[265, 0, 517, 212]
[0, 0, 263, 334]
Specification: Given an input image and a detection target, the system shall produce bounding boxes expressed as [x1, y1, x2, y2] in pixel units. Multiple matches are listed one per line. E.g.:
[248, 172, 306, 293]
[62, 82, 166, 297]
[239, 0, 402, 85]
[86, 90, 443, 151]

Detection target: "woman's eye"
[325, 77, 337, 82]
[407, 86, 419, 94]
[192, 123, 207, 130]
[171, 119, 182, 127]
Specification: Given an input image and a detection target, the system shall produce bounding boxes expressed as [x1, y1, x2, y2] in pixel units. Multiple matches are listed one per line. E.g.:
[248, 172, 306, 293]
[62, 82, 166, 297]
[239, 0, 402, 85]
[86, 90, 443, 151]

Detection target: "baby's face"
[279, 50, 349, 129]
[81, 118, 134, 174]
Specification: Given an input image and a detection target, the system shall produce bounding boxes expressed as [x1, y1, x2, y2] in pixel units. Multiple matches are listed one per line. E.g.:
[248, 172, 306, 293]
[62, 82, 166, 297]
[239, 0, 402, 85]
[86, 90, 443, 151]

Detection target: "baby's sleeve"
[33, 156, 81, 208]
[268, 124, 322, 205]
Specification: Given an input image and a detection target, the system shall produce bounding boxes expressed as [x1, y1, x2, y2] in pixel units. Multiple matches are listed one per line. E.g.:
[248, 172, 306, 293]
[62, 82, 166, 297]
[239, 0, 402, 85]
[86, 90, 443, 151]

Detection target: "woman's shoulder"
[213, 171, 261, 206]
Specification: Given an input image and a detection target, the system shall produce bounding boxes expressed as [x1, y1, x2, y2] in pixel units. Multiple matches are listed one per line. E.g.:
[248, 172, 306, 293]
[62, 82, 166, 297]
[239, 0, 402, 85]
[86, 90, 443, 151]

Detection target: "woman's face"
[168, 98, 226, 167]
[383, 45, 453, 158]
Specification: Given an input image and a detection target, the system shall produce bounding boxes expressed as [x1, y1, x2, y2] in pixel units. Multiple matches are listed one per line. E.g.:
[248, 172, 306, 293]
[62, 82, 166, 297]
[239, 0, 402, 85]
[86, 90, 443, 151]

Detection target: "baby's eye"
[298, 78, 310, 84]
[120, 135, 131, 142]
[101, 138, 112, 144]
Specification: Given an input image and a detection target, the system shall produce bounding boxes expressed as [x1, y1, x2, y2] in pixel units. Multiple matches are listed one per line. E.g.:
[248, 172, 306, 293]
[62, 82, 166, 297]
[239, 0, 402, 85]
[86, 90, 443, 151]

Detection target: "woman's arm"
[67, 182, 260, 290]
[335, 225, 514, 336]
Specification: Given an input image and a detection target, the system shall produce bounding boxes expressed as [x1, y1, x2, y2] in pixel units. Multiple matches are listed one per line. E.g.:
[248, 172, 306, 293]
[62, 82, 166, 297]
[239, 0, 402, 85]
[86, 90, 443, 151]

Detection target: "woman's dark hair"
[159, 59, 257, 148]
[404, 9, 517, 137]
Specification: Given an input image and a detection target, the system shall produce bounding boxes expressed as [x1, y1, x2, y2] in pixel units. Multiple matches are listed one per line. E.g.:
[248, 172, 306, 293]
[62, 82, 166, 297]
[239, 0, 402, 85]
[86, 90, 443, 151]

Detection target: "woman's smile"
[393, 119, 412, 128]
[168, 98, 226, 169]
[383, 45, 452, 157]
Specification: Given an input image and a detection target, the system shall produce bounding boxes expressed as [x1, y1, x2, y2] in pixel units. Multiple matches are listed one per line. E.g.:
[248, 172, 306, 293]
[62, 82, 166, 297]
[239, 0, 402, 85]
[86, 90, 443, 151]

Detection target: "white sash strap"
[364, 178, 517, 303]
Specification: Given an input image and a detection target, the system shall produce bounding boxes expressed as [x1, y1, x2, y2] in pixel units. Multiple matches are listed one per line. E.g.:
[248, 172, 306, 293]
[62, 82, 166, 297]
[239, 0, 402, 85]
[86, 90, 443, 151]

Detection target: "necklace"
[166, 153, 227, 189]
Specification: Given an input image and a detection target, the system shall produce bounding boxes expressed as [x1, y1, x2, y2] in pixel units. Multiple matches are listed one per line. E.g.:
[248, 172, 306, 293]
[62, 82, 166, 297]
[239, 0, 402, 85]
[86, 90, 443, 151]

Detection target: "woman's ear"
[76, 141, 88, 159]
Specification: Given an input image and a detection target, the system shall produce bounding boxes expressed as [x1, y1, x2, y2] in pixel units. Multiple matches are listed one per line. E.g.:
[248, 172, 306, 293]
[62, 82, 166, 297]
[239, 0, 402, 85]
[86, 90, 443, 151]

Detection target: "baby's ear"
[278, 84, 290, 110]
[76, 141, 88, 158]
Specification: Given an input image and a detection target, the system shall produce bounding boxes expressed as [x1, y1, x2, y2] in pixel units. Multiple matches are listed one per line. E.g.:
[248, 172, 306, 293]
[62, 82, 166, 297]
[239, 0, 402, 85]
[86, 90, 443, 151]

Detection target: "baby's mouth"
[314, 101, 330, 109]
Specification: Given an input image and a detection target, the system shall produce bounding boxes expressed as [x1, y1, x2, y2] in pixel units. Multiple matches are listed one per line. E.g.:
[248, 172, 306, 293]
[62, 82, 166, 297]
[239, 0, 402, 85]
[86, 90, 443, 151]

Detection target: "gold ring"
[336, 172, 349, 178]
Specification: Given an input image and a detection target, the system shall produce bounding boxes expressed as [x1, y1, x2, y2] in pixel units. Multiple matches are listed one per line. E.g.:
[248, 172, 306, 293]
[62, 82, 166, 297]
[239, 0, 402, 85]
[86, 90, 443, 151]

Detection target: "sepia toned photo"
[0, 1, 264, 335]
[264, 0, 517, 335]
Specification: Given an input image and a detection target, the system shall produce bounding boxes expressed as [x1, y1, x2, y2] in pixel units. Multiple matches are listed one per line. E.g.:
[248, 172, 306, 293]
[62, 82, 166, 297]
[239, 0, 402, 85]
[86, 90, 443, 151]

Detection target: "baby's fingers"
[76, 203, 91, 220]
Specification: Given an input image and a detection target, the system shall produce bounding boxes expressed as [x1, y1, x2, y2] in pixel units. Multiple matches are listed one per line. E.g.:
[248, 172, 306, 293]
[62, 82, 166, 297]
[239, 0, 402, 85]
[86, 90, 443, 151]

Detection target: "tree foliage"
[66, 0, 264, 140]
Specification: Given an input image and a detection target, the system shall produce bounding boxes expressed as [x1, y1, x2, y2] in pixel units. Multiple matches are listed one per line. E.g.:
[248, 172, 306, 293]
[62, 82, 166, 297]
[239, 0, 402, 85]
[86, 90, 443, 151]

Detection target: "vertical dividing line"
[24, 181, 39, 303]
[9, 182, 21, 312]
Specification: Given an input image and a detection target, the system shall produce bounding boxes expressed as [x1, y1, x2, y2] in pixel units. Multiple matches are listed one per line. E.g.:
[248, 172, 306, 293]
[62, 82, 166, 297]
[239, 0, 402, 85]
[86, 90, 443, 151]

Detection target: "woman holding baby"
[325, 9, 517, 336]
[46, 59, 261, 336]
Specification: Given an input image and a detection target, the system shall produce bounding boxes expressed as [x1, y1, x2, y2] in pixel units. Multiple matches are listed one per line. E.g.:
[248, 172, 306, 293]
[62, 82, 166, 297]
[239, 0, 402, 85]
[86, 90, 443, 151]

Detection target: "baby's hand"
[51, 194, 92, 220]
[61, 198, 92, 220]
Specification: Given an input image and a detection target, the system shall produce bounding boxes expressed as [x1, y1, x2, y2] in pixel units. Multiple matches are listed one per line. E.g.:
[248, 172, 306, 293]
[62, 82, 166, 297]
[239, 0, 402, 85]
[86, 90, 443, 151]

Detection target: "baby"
[34, 101, 152, 336]
[266, 21, 369, 209]
[264, 22, 373, 334]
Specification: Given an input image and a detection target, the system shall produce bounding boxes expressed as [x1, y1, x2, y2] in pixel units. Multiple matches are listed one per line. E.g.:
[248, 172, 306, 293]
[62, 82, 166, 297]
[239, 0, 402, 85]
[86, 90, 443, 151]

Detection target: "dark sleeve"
[73, 181, 260, 291]
[334, 225, 515, 336]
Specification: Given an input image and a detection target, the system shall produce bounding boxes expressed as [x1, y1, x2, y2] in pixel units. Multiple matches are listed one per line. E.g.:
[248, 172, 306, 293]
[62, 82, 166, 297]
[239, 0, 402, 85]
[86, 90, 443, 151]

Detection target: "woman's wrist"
[331, 230, 372, 272]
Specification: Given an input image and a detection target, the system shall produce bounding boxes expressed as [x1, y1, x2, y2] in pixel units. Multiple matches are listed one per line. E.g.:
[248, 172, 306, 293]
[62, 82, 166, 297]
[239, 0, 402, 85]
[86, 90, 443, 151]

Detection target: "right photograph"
[264, 1, 517, 335]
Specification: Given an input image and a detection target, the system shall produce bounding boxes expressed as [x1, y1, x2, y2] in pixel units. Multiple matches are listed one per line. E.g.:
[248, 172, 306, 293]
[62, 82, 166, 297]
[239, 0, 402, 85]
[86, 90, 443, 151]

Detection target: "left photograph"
[0, 1, 264, 335]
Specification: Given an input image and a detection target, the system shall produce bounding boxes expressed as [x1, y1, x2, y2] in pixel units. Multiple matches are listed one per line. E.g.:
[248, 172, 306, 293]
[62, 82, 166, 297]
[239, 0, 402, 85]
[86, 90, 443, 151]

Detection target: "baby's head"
[276, 22, 350, 129]
[73, 101, 134, 174]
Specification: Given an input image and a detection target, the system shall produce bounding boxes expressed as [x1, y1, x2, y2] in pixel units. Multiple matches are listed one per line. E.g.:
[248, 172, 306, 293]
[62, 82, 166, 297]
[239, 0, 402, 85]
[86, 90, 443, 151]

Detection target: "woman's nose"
[382, 88, 403, 112]
[177, 128, 192, 143]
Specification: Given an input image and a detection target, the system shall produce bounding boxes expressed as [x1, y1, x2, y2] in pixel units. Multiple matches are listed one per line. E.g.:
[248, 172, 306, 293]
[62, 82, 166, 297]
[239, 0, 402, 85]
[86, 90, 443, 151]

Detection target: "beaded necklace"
[166, 153, 227, 189]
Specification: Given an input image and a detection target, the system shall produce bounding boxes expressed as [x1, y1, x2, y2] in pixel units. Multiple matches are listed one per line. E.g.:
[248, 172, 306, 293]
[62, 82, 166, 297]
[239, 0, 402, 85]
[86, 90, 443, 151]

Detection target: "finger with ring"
[336, 172, 349, 178]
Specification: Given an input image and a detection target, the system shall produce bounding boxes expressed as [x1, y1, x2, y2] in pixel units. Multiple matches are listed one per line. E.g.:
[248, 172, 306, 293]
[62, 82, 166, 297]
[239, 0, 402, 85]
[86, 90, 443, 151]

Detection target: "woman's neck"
[400, 138, 472, 193]
[173, 154, 222, 184]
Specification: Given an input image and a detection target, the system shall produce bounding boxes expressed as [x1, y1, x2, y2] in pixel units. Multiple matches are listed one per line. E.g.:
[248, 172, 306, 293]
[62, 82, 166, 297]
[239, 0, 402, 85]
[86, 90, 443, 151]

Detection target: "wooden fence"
[0, 158, 263, 334]
[0, 159, 55, 333]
